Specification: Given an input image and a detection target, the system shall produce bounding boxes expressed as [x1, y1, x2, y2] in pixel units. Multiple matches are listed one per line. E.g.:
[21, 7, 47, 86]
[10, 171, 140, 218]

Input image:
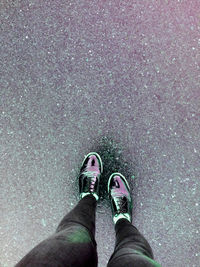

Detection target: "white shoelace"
[82, 171, 98, 192]
[111, 190, 128, 213]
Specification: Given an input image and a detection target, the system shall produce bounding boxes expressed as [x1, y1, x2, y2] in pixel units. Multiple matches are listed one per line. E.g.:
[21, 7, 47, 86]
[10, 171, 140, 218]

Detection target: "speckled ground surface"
[0, 1, 200, 267]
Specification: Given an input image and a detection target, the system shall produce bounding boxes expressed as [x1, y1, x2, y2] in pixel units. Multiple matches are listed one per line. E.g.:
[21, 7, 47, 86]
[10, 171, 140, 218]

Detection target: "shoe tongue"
[112, 191, 124, 198]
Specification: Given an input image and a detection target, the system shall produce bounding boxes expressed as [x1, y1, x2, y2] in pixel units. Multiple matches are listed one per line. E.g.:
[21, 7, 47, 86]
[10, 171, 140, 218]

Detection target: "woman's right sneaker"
[108, 172, 133, 225]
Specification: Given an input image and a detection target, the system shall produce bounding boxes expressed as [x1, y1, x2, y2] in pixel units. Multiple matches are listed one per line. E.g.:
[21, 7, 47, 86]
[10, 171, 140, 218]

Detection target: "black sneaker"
[108, 172, 133, 224]
[79, 152, 103, 201]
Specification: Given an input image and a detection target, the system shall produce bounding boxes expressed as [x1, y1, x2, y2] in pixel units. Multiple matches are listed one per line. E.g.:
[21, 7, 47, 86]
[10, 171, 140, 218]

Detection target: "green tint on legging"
[130, 250, 162, 266]
[143, 255, 162, 267]
[67, 226, 91, 244]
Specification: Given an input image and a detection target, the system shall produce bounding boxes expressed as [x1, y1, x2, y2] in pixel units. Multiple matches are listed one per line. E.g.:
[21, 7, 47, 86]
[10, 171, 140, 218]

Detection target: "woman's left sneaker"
[79, 152, 103, 201]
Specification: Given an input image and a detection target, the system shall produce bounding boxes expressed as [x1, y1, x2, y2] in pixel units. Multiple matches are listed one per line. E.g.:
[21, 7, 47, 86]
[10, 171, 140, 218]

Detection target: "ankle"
[113, 213, 131, 225]
[80, 192, 98, 201]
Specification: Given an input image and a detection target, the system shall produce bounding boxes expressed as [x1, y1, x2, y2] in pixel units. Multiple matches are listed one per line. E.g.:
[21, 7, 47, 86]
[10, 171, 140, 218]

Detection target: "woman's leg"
[107, 218, 162, 267]
[15, 195, 98, 267]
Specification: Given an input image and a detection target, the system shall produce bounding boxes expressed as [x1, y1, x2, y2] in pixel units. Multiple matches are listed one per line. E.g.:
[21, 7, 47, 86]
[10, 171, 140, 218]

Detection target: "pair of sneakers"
[78, 152, 133, 225]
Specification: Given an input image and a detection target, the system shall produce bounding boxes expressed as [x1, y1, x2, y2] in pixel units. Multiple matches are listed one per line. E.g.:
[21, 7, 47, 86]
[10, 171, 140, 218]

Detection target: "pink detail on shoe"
[86, 155, 101, 174]
[112, 176, 129, 197]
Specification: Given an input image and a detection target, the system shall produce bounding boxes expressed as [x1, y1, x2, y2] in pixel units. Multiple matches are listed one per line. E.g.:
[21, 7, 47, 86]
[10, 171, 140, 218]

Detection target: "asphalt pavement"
[0, 0, 200, 266]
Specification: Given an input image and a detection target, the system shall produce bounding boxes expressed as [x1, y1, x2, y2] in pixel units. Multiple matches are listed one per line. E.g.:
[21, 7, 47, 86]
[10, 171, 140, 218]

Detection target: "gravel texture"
[0, 0, 200, 266]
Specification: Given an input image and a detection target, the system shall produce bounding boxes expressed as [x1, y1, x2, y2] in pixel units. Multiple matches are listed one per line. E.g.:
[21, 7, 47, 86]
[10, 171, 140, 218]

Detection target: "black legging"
[15, 195, 161, 267]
